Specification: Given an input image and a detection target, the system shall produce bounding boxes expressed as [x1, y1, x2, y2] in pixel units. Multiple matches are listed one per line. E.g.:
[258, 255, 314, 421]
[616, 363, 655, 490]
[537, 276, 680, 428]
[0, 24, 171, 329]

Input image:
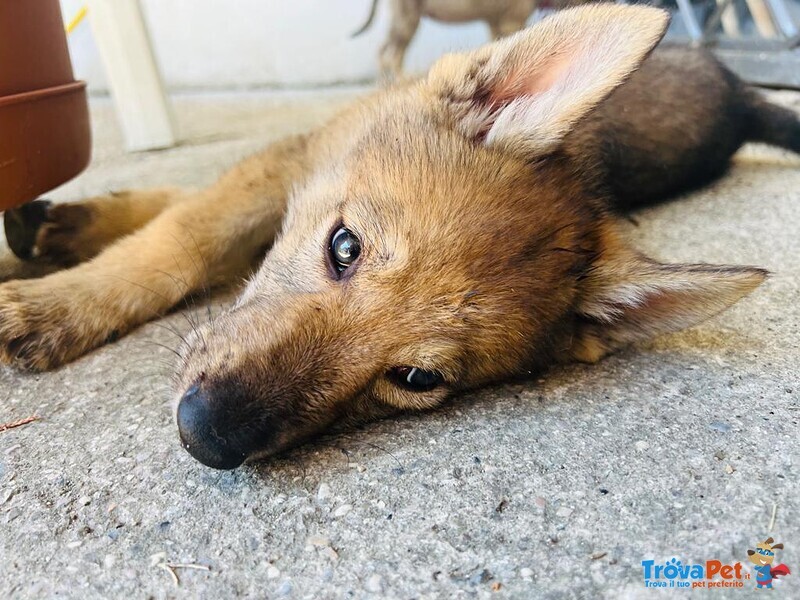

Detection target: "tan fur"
[0, 6, 770, 466]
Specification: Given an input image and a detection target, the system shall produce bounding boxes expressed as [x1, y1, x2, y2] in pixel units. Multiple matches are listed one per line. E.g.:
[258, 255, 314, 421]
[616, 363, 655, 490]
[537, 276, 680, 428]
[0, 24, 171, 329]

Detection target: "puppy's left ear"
[570, 238, 768, 363]
[426, 4, 669, 157]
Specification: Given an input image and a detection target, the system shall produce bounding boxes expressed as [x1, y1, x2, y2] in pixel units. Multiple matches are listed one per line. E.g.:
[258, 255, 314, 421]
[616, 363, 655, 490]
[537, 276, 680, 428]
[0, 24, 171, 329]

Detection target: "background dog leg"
[487, 14, 531, 40]
[379, 0, 421, 80]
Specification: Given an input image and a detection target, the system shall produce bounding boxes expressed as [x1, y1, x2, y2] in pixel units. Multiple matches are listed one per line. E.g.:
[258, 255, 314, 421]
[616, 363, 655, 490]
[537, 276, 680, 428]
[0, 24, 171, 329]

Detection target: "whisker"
[357, 440, 404, 470]
[169, 253, 202, 334]
[151, 266, 190, 294]
[140, 263, 204, 343]
[106, 273, 203, 353]
[167, 230, 211, 330]
[143, 340, 182, 358]
[107, 273, 173, 307]
[149, 321, 189, 346]
[185, 228, 216, 329]
[173, 276, 208, 344]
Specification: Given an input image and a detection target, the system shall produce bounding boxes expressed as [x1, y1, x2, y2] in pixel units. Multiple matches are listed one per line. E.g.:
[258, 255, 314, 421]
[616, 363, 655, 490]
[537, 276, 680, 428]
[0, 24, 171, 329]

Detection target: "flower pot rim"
[0, 80, 86, 109]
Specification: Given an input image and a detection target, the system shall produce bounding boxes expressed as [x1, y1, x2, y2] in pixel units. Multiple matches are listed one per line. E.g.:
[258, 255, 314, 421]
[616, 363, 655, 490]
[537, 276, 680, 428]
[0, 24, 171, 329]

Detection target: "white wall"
[61, 0, 498, 93]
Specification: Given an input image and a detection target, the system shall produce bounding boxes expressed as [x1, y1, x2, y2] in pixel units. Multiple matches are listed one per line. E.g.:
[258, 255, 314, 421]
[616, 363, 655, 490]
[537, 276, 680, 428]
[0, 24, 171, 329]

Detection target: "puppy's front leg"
[1, 187, 190, 285]
[0, 185, 284, 370]
[0, 134, 309, 370]
[4, 187, 191, 266]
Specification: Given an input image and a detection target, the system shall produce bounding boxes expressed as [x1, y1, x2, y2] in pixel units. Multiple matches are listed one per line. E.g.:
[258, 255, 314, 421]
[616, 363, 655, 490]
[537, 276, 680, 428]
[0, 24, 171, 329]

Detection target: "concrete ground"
[1, 88, 799, 599]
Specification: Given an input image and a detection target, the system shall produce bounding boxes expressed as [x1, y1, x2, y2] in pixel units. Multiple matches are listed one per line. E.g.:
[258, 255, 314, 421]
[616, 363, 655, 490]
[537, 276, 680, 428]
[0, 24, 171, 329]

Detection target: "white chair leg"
[87, 0, 176, 151]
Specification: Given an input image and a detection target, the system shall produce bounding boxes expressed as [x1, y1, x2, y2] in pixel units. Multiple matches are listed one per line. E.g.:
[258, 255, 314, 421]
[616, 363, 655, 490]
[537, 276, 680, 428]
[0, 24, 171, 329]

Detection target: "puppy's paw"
[3, 200, 53, 260]
[0, 280, 108, 371]
[3, 200, 93, 265]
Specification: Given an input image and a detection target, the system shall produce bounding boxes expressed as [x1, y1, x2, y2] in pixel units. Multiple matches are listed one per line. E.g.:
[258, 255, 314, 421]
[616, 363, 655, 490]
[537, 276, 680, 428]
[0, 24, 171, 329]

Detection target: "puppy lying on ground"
[2, 6, 799, 469]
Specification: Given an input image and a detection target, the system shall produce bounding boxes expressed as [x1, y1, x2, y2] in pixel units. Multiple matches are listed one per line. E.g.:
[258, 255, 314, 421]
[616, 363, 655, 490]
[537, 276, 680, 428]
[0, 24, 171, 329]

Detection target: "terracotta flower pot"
[0, 0, 91, 211]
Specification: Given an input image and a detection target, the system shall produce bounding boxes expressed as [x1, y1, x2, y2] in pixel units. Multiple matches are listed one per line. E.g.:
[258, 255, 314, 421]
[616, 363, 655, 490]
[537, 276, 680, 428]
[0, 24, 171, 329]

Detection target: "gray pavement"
[1, 89, 799, 599]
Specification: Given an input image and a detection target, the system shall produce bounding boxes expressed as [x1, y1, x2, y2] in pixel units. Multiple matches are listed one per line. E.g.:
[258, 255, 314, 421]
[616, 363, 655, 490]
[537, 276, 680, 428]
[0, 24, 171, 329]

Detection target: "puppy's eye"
[329, 227, 361, 273]
[387, 366, 443, 392]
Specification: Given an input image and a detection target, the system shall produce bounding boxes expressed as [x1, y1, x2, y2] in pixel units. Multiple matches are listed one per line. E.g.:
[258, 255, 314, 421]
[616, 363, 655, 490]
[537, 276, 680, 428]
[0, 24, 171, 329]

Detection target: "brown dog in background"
[353, 0, 541, 78]
[352, 0, 593, 79]
[2, 6, 799, 469]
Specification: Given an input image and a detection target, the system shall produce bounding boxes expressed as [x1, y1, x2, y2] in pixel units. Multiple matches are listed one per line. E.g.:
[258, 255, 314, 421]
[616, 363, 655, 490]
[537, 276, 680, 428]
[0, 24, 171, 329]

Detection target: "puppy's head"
[174, 5, 765, 469]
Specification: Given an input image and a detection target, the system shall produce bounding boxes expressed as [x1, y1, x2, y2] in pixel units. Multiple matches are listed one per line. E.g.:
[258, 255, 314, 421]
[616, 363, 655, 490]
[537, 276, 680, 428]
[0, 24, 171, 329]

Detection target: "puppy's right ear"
[425, 5, 669, 158]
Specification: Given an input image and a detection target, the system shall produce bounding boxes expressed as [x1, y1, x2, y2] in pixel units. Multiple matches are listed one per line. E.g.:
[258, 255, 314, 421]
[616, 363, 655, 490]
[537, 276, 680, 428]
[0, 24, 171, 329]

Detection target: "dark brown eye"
[330, 227, 361, 274]
[387, 366, 443, 392]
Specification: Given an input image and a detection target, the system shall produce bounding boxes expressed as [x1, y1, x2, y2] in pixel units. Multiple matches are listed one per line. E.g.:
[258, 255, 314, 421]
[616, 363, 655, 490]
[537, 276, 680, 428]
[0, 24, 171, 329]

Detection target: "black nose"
[177, 384, 248, 469]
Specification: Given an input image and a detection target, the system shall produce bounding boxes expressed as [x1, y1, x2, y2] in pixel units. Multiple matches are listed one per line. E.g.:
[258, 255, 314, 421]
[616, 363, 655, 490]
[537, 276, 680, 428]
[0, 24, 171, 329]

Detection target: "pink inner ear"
[616, 290, 679, 325]
[489, 48, 576, 107]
